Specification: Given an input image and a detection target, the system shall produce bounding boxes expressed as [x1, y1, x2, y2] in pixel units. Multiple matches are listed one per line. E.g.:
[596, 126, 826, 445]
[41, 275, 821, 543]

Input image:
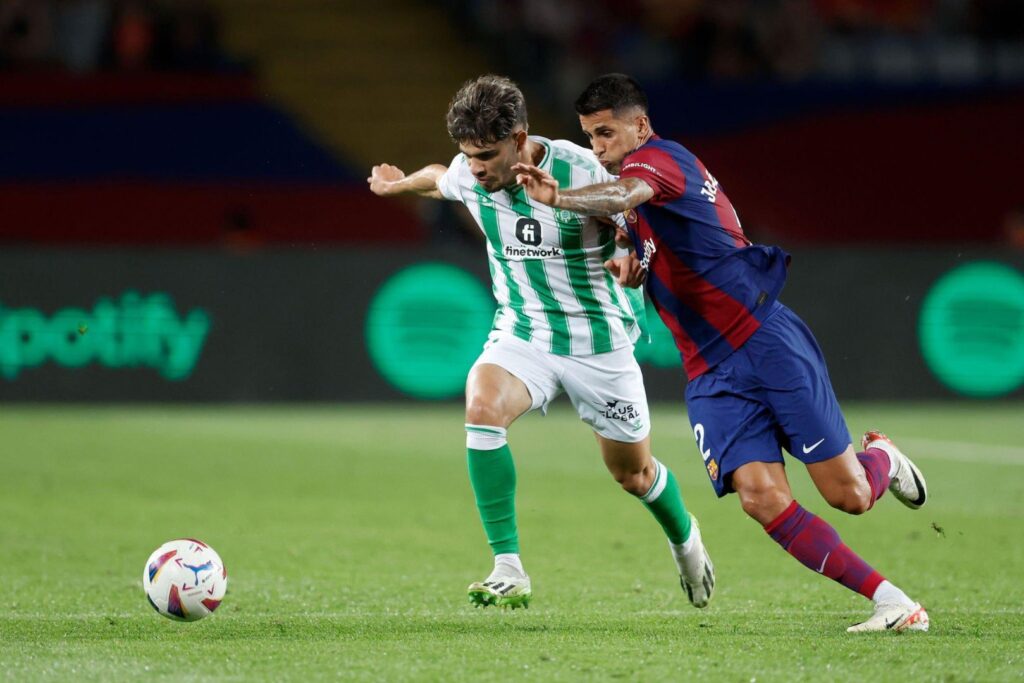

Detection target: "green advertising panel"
[0, 291, 211, 381]
[918, 261, 1024, 397]
[366, 263, 681, 399]
[365, 263, 495, 399]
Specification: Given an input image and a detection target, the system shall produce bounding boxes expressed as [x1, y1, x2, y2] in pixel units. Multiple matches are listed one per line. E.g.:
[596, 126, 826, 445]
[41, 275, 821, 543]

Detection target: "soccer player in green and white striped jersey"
[368, 75, 714, 611]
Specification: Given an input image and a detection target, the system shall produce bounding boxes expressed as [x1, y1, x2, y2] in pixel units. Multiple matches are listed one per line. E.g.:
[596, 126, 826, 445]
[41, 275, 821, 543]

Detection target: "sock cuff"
[861, 570, 886, 600]
[640, 458, 669, 503]
[466, 424, 508, 450]
[763, 500, 800, 534]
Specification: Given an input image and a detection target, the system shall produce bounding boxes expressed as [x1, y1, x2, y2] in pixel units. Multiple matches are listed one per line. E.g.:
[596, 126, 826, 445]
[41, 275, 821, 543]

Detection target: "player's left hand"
[512, 163, 559, 206]
[604, 253, 645, 288]
[367, 163, 406, 196]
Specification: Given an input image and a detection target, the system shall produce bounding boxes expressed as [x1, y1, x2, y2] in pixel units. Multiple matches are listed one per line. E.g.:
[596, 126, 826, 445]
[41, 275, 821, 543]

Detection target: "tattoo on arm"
[554, 178, 655, 216]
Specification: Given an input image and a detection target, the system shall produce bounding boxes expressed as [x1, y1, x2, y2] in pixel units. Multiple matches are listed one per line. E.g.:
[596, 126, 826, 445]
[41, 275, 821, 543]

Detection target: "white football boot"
[862, 430, 928, 509]
[847, 602, 930, 633]
[675, 513, 715, 608]
[467, 561, 532, 610]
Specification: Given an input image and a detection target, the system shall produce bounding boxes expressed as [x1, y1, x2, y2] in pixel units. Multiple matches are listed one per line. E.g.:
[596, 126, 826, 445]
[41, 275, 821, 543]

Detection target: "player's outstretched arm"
[367, 163, 447, 199]
[513, 163, 655, 216]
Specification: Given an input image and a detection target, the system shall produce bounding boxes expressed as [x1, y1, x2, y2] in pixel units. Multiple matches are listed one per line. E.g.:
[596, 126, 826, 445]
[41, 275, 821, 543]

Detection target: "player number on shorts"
[693, 423, 712, 462]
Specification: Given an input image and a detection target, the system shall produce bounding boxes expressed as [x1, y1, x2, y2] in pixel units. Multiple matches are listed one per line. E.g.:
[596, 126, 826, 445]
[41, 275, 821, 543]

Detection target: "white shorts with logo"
[472, 333, 651, 443]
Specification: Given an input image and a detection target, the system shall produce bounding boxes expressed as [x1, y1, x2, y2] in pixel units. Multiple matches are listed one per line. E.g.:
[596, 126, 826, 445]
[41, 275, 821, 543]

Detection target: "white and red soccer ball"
[143, 539, 227, 621]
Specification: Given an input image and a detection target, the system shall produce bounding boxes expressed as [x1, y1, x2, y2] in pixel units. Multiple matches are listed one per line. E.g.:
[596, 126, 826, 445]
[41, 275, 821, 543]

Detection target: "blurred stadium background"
[1, 0, 1023, 403]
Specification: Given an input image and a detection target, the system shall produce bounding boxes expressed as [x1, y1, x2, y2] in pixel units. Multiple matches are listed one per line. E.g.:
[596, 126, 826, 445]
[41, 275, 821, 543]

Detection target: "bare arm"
[367, 163, 447, 199]
[555, 177, 655, 216]
[513, 163, 655, 216]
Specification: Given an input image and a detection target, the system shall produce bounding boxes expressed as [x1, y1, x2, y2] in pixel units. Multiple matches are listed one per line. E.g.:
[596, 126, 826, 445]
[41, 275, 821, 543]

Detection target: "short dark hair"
[574, 74, 649, 116]
[446, 75, 528, 145]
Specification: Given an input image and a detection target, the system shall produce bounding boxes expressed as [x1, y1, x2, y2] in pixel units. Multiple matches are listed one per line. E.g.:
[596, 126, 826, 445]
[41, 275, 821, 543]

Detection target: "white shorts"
[472, 333, 651, 443]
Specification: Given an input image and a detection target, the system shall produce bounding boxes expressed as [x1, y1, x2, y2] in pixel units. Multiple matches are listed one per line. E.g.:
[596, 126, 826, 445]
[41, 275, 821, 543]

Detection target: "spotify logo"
[365, 263, 493, 399]
[918, 262, 1024, 397]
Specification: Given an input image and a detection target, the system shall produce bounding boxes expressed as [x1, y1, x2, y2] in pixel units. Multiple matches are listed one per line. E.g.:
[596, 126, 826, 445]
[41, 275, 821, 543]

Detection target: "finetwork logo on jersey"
[505, 217, 563, 259]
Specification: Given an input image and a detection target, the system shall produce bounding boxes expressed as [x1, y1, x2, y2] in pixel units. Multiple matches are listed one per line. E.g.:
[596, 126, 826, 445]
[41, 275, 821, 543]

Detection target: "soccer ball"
[143, 538, 227, 621]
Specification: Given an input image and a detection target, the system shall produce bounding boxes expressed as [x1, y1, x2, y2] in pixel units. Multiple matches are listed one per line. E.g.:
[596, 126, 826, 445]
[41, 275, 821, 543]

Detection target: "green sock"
[640, 458, 692, 544]
[467, 443, 519, 555]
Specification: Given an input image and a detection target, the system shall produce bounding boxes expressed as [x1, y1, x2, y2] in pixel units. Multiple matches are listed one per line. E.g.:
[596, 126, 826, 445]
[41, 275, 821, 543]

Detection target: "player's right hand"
[368, 163, 406, 196]
[512, 163, 559, 206]
[605, 254, 645, 288]
[614, 227, 633, 248]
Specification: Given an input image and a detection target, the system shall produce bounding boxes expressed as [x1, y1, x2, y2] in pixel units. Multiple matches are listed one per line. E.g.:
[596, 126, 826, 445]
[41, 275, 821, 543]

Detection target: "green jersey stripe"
[507, 186, 572, 354]
[476, 191, 533, 342]
[440, 136, 640, 357]
[551, 156, 613, 354]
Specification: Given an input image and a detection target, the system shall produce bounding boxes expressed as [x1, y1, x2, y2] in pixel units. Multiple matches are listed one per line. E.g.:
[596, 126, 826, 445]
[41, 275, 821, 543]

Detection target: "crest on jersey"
[706, 458, 719, 481]
[554, 209, 583, 226]
[515, 217, 543, 246]
[624, 209, 638, 225]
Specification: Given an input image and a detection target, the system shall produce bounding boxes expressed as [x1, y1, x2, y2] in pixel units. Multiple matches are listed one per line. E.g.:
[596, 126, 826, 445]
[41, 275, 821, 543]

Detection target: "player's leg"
[561, 345, 714, 608]
[860, 430, 928, 509]
[732, 460, 879, 590]
[750, 305, 928, 631]
[805, 437, 927, 514]
[595, 433, 714, 608]
[805, 444, 876, 514]
[463, 338, 558, 609]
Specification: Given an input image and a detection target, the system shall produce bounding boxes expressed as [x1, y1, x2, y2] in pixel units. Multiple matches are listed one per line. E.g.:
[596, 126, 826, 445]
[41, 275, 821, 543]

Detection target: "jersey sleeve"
[618, 147, 687, 205]
[436, 154, 466, 202]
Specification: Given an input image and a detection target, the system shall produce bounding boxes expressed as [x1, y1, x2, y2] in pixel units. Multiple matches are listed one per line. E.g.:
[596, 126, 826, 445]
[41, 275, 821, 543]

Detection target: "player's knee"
[615, 469, 651, 497]
[464, 397, 505, 427]
[827, 484, 872, 515]
[737, 485, 791, 525]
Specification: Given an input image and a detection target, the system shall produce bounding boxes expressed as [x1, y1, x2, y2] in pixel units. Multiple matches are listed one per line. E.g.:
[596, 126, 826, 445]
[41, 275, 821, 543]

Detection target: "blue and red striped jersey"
[620, 136, 790, 379]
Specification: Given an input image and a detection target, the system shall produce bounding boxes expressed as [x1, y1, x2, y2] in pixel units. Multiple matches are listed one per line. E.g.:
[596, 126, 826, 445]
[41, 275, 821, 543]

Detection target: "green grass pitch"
[1, 403, 1022, 681]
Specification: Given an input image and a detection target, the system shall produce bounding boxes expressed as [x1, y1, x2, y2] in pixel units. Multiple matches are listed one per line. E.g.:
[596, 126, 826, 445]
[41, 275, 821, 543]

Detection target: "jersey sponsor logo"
[700, 170, 720, 203]
[638, 238, 657, 271]
[515, 217, 543, 246]
[503, 245, 563, 259]
[598, 399, 640, 423]
[621, 161, 661, 176]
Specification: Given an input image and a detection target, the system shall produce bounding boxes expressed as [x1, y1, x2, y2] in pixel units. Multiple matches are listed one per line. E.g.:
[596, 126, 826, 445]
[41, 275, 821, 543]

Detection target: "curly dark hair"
[574, 73, 649, 116]
[446, 75, 528, 145]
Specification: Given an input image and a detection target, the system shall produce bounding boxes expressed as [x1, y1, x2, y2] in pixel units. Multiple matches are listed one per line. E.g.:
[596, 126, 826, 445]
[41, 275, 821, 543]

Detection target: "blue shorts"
[684, 303, 851, 497]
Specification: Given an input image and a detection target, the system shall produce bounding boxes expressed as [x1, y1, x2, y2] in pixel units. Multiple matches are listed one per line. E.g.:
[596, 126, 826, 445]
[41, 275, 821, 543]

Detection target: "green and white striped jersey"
[437, 136, 641, 356]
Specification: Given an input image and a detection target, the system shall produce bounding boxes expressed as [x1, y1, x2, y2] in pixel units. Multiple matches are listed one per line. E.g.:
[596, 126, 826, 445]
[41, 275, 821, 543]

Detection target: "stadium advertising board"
[1, 248, 1021, 402]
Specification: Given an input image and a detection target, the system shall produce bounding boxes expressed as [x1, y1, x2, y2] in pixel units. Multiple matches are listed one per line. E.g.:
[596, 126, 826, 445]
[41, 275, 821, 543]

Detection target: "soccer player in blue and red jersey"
[514, 73, 930, 633]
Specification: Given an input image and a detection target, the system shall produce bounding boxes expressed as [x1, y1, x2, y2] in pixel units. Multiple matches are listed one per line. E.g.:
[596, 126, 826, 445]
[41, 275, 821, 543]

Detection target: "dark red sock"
[764, 501, 885, 599]
[856, 447, 891, 508]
